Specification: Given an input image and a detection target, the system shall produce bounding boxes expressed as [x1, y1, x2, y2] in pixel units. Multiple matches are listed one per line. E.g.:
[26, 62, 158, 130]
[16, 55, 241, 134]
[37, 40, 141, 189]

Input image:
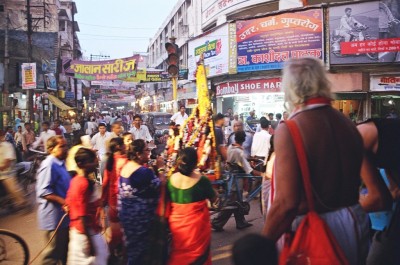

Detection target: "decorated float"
[164, 60, 221, 180]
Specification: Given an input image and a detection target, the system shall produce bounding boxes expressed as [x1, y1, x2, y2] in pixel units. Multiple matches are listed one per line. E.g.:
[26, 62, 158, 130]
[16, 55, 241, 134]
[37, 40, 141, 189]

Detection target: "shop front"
[216, 77, 283, 119]
[327, 72, 367, 122]
[370, 74, 400, 119]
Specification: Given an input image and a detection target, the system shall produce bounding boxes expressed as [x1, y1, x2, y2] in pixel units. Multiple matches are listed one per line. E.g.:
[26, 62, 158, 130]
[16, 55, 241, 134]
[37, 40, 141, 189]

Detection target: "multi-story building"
[148, 0, 400, 121]
[0, 0, 81, 128]
[58, 0, 83, 109]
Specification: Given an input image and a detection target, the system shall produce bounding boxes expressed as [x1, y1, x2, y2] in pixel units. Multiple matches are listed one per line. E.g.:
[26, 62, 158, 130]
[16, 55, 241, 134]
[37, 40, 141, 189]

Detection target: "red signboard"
[341, 38, 400, 54]
[216, 78, 282, 97]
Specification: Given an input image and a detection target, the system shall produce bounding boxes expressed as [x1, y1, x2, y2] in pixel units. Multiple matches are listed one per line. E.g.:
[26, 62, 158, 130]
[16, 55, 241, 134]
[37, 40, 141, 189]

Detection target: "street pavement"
[0, 197, 263, 265]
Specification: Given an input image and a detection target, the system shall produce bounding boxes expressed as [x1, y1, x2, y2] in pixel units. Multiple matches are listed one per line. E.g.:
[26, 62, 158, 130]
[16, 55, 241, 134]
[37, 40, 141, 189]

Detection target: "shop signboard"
[22, 63, 37, 89]
[236, 9, 323, 72]
[65, 91, 75, 100]
[125, 69, 188, 82]
[201, 0, 267, 27]
[370, 75, 400, 91]
[70, 56, 138, 81]
[188, 24, 233, 80]
[216, 78, 282, 97]
[329, 1, 400, 65]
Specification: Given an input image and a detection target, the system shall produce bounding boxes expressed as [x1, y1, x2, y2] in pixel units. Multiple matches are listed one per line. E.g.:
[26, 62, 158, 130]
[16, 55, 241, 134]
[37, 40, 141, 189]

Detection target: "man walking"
[91, 123, 110, 162]
[129, 115, 153, 143]
[36, 136, 71, 264]
[171, 106, 189, 126]
[22, 122, 36, 159]
[32, 121, 56, 152]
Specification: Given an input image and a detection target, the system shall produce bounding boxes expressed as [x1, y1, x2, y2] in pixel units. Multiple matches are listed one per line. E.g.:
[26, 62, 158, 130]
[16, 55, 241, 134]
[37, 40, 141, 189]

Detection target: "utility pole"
[26, 0, 34, 123]
[2, 10, 10, 128]
[72, 8, 78, 109]
[4, 11, 9, 95]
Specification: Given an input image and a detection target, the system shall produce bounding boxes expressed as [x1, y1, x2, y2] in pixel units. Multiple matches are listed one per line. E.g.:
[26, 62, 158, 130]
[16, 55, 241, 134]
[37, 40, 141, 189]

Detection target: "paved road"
[0, 198, 263, 265]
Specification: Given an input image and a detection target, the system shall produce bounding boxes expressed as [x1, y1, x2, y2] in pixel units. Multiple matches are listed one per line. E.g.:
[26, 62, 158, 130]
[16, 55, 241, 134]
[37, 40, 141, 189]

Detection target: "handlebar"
[28, 148, 48, 156]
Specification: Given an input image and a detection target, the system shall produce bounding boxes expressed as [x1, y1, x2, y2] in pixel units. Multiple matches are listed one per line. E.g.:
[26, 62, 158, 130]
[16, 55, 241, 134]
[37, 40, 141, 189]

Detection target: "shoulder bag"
[279, 120, 349, 265]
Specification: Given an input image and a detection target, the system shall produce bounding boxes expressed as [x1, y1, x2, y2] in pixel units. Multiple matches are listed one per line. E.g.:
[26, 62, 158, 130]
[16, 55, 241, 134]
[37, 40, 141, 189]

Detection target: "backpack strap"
[284, 120, 315, 212]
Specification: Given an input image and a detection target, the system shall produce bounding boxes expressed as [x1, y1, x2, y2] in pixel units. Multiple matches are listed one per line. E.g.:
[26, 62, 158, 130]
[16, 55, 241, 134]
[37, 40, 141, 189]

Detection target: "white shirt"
[129, 125, 153, 142]
[0, 141, 16, 171]
[32, 129, 56, 152]
[86, 121, 98, 135]
[251, 130, 271, 158]
[72, 122, 81, 131]
[91, 132, 110, 159]
[171, 112, 189, 125]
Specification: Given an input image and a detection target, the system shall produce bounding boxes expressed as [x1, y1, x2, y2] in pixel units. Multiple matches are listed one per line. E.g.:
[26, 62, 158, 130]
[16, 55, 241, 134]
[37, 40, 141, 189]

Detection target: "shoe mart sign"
[216, 78, 282, 97]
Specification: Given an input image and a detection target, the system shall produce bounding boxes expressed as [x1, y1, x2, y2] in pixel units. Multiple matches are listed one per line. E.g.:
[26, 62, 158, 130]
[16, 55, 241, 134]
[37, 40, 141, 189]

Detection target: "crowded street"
[0, 200, 264, 265]
[1, 0, 400, 265]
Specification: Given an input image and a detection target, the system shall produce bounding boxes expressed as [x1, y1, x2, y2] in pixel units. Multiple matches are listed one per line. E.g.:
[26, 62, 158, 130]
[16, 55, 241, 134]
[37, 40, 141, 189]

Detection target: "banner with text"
[70, 56, 137, 81]
[236, 9, 324, 72]
[216, 78, 282, 97]
[370, 75, 400, 91]
[188, 23, 234, 80]
[22, 63, 37, 89]
[125, 69, 189, 82]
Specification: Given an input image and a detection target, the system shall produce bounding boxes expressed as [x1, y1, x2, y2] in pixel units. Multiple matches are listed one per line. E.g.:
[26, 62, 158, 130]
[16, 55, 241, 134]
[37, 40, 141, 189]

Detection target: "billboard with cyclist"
[329, 1, 400, 65]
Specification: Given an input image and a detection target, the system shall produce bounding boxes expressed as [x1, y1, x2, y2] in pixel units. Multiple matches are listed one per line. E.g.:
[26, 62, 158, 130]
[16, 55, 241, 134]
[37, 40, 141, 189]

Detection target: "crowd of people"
[1, 56, 400, 265]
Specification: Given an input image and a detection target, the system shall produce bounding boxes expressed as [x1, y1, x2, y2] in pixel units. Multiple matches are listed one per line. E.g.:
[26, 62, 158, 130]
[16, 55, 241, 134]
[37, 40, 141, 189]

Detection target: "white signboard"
[188, 24, 232, 80]
[22, 63, 37, 89]
[202, 0, 249, 27]
[370, 75, 400, 91]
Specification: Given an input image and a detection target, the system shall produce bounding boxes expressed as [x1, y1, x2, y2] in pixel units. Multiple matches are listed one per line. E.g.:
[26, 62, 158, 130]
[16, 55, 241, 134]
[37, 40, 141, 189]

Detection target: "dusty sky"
[75, 0, 178, 60]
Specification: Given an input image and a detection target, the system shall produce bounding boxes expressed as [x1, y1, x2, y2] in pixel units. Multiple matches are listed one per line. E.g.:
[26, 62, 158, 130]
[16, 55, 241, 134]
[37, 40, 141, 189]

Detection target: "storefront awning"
[47, 94, 75, 111]
[334, 92, 367, 100]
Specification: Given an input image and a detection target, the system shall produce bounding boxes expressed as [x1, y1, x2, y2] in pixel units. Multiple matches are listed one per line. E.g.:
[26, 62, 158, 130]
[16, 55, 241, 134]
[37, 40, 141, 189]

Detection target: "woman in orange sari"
[167, 147, 217, 265]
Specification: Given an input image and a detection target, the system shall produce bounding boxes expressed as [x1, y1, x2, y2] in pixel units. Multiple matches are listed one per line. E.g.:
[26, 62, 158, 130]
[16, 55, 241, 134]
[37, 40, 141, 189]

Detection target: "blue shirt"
[36, 155, 71, 230]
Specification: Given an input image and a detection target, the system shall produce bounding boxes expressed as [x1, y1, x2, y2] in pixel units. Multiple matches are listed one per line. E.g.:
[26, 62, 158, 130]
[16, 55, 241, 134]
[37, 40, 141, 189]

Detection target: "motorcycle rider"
[0, 130, 28, 210]
[339, 7, 365, 42]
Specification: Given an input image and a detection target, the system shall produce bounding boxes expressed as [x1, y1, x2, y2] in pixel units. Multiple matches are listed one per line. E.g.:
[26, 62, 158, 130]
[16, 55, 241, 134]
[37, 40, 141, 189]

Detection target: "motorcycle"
[331, 24, 378, 61]
[379, 18, 400, 63]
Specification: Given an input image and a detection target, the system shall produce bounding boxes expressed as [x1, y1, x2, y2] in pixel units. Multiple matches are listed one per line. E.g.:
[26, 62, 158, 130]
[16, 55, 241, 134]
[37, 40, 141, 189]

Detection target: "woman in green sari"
[167, 147, 217, 265]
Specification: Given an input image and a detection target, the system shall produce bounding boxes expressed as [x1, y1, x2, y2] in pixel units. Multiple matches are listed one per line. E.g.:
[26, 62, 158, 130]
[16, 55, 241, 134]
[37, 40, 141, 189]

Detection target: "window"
[59, 21, 66, 31]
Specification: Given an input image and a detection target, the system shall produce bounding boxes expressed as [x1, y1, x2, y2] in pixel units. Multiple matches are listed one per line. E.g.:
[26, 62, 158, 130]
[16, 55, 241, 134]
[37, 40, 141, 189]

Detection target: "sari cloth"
[168, 200, 211, 265]
[119, 167, 160, 265]
[167, 175, 215, 265]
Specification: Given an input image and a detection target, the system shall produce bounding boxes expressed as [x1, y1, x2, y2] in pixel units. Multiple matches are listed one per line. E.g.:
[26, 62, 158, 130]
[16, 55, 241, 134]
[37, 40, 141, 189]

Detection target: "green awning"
[334, 92, 367, 100]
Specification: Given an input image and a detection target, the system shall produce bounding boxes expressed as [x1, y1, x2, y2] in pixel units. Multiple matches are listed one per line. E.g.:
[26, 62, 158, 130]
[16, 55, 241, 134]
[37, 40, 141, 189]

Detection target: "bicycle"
[210, 159, 264, 216]
[0, 229, 30, 265]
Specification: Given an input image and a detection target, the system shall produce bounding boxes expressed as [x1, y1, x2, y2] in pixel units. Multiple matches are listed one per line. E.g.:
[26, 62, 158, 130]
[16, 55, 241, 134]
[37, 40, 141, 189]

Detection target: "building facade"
[0, 0, 82, 129]
[148, 0, 400, 121]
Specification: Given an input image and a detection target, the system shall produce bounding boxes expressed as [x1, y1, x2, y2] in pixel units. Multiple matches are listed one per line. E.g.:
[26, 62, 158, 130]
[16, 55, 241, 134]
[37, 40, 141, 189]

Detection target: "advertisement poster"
[70, 56, 138, 81]
[188, 24, 232, 80]
[216, 78, 282, 97]
[236, 9, 324, 72]
[370, 75, 400, 91]
[44, 73, 57, 90]
[329, 1, 400, 65]
[22, 63, 37, 89]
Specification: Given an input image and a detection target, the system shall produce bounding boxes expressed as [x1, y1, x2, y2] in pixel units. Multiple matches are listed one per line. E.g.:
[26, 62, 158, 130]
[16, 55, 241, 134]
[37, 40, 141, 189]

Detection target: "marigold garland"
[163, 61, 221, 180]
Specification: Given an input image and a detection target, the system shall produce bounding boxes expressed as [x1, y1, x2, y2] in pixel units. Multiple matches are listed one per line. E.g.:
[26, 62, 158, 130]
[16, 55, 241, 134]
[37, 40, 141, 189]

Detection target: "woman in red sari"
[167, 147, 217, 265]
[100, 137, 127, 252]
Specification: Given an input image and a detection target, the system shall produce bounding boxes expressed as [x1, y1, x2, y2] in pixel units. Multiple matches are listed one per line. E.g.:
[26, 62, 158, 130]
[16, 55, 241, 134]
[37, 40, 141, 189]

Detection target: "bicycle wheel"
[0, 229, 30, 265]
